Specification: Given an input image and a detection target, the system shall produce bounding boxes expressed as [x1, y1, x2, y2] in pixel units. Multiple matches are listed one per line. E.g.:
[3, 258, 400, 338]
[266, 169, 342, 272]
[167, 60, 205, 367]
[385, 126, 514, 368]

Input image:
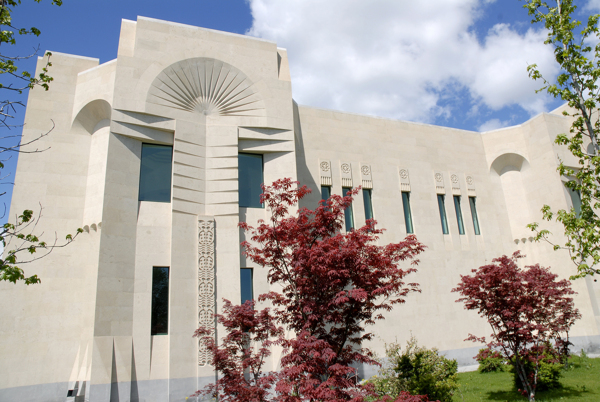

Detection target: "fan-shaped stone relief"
[148, 58, 265, 117]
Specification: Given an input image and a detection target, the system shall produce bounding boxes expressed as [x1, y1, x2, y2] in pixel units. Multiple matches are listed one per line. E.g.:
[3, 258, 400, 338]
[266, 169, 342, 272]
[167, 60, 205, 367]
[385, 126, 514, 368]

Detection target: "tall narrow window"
[239, 153, 263, 208]
[437, 194, 449, 235]
[240, 268, 254, 305]
[401, 192, 414, 234]
[469, 196, 481, 235]
[139, 144, 173, 202]
[566, 185, 582, 218]
[454, 195, 465, 235]
[363, 189, 374, 221]
[321, 186, 331, 201]
[343, 187, 354, 231]
[151, 267, 169, 335]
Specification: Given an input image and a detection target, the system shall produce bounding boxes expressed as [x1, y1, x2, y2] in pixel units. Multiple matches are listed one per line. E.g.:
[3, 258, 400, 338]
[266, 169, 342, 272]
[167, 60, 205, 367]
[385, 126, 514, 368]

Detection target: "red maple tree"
[453, 252, 580, 402]
[193, 300, 282, 402]
[195, 178, 428, 401]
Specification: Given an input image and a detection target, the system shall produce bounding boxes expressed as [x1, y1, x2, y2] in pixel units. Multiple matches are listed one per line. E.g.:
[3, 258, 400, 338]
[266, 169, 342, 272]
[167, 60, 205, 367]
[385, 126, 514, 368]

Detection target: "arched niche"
[490, 153, 532, 240]
[490, 152, 530, 176]
[71, 99, 112, 135]
[70, 99, 113, 225]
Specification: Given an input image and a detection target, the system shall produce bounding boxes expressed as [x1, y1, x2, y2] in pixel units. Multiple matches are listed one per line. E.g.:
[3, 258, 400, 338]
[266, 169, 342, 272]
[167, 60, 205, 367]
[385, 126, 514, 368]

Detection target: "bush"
[367, 337, 458, 402]
[475, 347, 506, 373]
[510, 345, 563, 392]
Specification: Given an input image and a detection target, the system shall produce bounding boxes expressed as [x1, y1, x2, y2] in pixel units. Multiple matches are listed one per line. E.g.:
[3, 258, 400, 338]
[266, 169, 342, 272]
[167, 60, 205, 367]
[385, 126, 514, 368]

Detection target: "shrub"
[510, 345, 563, 392]
[368, 337, 458, 402]
[475, 347, 506, 373]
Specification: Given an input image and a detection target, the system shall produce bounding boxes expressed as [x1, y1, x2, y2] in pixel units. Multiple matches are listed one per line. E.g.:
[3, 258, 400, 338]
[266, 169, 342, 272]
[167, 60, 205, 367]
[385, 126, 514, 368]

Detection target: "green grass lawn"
[453, 355, 600, 401]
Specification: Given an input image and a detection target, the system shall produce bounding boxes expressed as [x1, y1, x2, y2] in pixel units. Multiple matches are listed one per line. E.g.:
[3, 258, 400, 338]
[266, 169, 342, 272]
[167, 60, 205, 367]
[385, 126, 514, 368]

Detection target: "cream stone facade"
[1, 16, 600, 402]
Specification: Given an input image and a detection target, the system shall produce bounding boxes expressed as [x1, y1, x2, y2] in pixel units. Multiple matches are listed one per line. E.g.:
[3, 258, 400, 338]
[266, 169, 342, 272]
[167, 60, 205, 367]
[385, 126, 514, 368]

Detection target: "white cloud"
[478, 118, 509, 132]
[585, 0, 600, 11]
[464, 23, 558, 115]
[246, 0, 558, 124]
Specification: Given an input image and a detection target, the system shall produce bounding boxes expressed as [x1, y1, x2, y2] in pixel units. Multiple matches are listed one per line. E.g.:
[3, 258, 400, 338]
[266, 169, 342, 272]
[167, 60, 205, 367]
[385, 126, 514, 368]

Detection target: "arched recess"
[490, 152, 532, 240]
[71, 99, 112, 134]
[71, 99, 112, 226]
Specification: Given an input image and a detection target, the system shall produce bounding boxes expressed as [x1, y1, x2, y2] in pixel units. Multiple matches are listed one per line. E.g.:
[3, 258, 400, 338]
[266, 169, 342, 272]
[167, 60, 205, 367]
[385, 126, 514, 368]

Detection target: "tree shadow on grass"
[486, 385, 591, 401]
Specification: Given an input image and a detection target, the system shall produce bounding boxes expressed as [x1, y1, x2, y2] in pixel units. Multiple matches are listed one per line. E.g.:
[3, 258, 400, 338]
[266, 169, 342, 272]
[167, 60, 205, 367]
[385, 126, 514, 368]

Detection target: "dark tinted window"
[469, 196, 481, 235]
[343, 187, 354, 231]
[321, 186, 331, 201]
[240, 268, 254, 305]
[454, 195, 465, 235]
[363, 189, 374, 221]
[151, 267, 169, 335]
[437, 195, 449, 235]
[402, 192, 413, 234]
[566, 185, 582, 218]
[139, 144, 172, 202]
[239, 153, 263, 208]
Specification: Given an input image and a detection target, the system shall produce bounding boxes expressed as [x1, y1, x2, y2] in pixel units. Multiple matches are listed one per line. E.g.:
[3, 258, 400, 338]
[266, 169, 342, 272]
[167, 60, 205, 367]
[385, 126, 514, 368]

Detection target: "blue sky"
[1, 0, 598, 219]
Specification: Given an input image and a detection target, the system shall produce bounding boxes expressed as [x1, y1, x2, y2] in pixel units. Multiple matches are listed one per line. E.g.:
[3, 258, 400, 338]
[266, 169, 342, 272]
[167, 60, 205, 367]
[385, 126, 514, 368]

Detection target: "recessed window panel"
[321, 186, 331, 201]
[139, 144, 173, 202]
[239, 153, 263, 208]
[363, 189, 374, 221]
[151, 267, 169, 335]
[402, 192, 414, 234]
[469, 196, 481, 235]
[343, 187, 354, 231]
[566, 184, 582, 218]
[454, 195, 465, 235]
[437, 194, 449, 235]
[240, 268, 254, 305]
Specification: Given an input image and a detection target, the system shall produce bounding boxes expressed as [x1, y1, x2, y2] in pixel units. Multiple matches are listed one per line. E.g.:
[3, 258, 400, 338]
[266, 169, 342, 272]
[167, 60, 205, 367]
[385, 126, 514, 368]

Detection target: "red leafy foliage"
[453, 252, 580, 401]
[195, 178, 428, 401]
[192, 300, 283, 402]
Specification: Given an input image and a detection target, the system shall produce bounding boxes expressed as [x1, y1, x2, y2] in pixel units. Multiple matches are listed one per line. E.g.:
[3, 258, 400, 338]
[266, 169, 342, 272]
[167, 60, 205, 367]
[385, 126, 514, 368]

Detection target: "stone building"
[1, 16, 599, 402]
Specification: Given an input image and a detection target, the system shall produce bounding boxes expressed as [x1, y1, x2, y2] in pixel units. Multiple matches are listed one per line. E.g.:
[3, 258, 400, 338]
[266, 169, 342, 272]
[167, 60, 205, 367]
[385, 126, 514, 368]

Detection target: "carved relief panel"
[197, 218, 216, 366]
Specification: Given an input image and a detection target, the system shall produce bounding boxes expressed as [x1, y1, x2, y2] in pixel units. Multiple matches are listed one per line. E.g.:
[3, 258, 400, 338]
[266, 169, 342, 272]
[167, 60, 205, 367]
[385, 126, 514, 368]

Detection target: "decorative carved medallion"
[466, 176, 474, 185]
[198, 218, 216, 366]
[399, 169, 409, 180]
[320, 161, 330, 172]
[341, 163, 351, 174]
[451, 174, 459, 184]
[361, 164, 373, 189]
[148, 58, 265, 117]
[435, 173, 443, 183]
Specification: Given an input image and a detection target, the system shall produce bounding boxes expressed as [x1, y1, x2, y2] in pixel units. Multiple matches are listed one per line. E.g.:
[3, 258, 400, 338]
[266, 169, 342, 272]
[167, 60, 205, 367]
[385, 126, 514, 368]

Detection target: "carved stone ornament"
[360, 164, 373, 189]
[148, 57, 265, 117]
[340, 162, 353, 187]
[450, 173, 461, 195]
[434, 172, 445, 194]
[399, 168, 410, 192]
[198, 218, 216, 366]
[320, 160, 332, 186]
[466, 174, 476, 196]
